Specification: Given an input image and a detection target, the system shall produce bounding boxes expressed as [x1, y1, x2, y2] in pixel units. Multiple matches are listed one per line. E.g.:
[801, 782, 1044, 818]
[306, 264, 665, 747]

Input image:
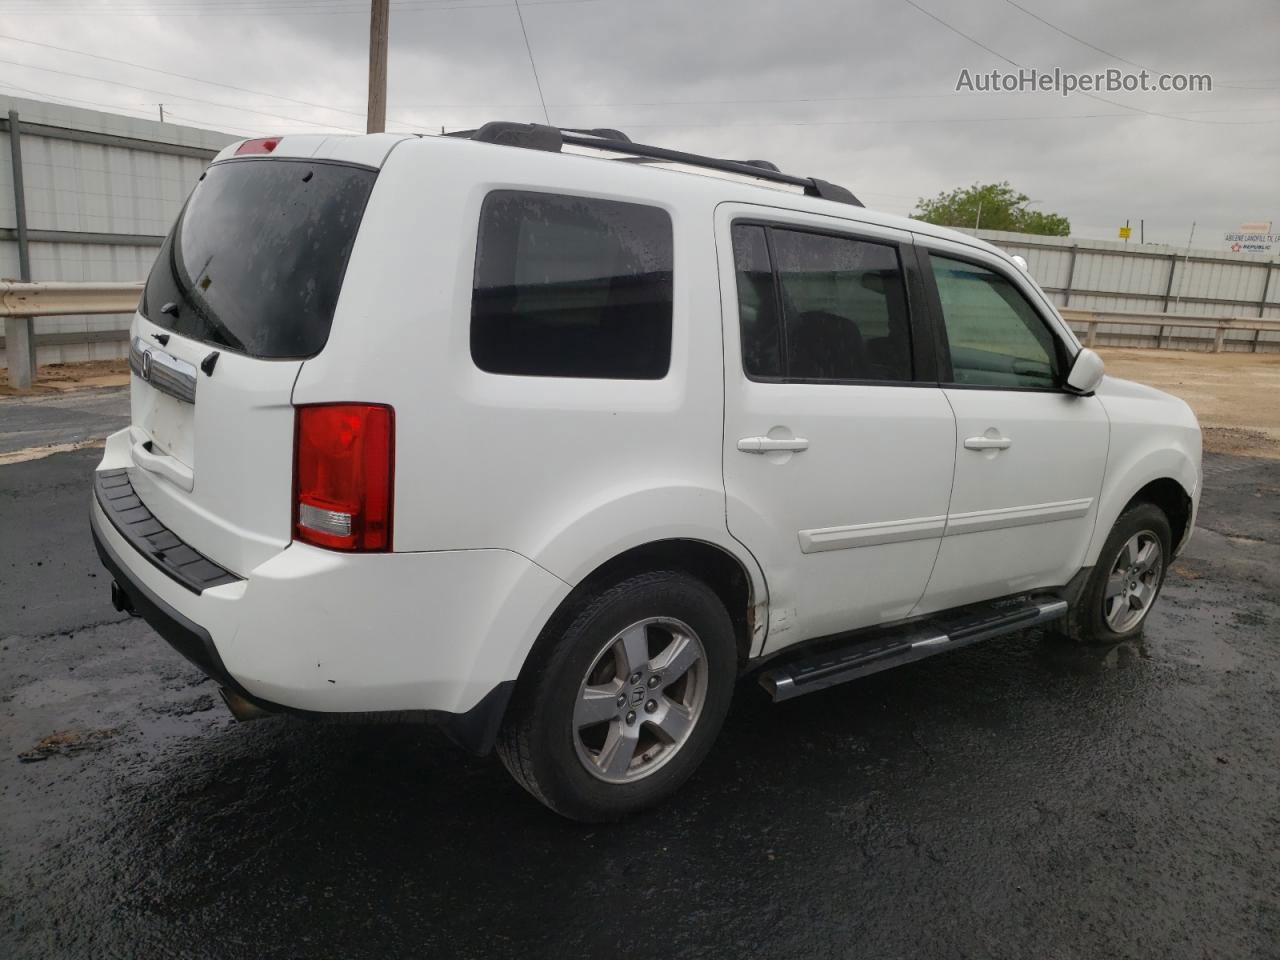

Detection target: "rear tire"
[1061, 502, 1172, 645]
[496, 570, 736, 822]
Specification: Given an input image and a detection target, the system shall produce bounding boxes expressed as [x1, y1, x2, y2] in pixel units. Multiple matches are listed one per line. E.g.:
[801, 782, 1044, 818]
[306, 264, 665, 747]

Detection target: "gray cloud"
[2, 0, 1276, 244]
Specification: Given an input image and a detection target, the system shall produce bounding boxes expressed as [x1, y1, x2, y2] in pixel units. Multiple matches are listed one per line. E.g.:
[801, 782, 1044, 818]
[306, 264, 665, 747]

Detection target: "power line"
[0, 78, 163, 120]
[0, 0, 603, 16]
[898, 0, 1018, 68]
[0, 0, 470, 10]
[0, 33, 371, 121]
[606, 109, 1277, 129]
[512, 0, 551, 124]
[0, 55, 361, 132]
[895, 0, 1251, 126]
[998, 0, 1155, 72]
[0, 36, 441, 132]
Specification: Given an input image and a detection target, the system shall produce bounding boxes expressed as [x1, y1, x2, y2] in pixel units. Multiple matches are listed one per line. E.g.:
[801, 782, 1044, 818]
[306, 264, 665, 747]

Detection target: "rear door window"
[730, 223, 913, 382]
[142, 159, 377, 359]
[471, 190, 673, 379]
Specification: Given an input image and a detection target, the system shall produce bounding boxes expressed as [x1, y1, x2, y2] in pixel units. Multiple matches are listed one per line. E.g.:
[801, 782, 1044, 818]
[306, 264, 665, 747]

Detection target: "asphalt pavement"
[1, 387, 1277, 959]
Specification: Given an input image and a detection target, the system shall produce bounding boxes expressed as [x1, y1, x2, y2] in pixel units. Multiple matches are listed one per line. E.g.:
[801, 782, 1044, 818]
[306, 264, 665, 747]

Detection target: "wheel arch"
[1087, 448, 1198, 566]
[516, 537, 766, 693]
[1123, 477, 1193, 550]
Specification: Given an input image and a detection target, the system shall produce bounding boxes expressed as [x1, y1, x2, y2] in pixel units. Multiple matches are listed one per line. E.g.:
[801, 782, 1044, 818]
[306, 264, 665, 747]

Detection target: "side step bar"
[759, 595, 1069, 702]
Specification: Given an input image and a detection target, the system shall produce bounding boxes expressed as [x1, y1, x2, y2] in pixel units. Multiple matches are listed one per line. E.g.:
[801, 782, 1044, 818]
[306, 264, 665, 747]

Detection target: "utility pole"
[1173, 221, 1196, 311]
[367, 0, 389, 134]
[158, 103, 165, 123]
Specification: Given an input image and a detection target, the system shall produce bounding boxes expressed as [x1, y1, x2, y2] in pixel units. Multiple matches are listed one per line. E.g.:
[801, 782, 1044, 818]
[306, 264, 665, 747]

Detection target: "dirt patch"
[1098, 348, 1280, 460]
[0, 438, 106, 467]
[17, 728, 120, 763]
[1202, 427, 1280, 459]
[0, 360, 129, 396]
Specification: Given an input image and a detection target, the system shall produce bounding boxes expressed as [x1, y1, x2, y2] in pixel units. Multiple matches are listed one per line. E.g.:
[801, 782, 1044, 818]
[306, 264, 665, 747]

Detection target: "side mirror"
[1065, 347, 1105, 394]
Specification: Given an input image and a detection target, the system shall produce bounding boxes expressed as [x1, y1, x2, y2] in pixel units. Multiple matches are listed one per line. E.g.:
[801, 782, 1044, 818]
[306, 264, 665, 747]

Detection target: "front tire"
[496, 570, 737, 821]
[1061, 502, 1172, 645]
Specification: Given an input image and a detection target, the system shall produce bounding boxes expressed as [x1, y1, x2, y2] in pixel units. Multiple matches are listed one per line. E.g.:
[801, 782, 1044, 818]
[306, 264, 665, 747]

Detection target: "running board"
[759, 595, 1069, 702]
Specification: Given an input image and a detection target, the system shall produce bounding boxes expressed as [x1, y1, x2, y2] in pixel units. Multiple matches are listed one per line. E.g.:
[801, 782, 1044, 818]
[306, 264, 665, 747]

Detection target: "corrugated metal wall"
[965, 229, 1279, 321]
[4, 95, 1278, 366]
[1, 95, 234, 368]
[959, 228, 1280, 352]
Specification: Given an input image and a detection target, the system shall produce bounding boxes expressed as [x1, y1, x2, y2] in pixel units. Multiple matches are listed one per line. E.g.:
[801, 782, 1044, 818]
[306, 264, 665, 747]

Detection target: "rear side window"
[731, 224, 783, 378]
[471, 191, 673, 379]
[142, 159, 376, 359]
[730, 224, 912, 382]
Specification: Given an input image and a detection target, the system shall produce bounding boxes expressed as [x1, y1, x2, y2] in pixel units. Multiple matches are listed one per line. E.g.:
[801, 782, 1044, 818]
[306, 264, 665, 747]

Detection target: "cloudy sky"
[1, 0, 1276, 245]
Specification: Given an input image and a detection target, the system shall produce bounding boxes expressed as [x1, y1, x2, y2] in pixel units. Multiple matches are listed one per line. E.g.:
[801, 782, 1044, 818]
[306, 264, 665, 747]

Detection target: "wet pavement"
[2, 389, 1278, 958]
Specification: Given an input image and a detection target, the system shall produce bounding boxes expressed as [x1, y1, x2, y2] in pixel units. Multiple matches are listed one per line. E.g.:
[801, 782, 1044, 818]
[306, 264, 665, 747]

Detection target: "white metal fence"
[967, 229, 1280, 351]
[1, 95, 233, 383]
[4, 93, 1279, 379]
[1060, 307, 1280, 354]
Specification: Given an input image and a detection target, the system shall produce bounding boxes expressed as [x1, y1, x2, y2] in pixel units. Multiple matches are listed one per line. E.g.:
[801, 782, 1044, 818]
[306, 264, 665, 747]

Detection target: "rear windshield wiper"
[167, 244, 247, 353]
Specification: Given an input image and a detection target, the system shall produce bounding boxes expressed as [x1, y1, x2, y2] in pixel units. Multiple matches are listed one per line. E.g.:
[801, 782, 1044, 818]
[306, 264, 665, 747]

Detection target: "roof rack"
[444, 121, 863, 207]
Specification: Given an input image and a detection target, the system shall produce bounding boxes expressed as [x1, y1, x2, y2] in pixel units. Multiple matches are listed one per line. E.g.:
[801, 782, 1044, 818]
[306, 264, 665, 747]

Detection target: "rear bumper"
[92, 504, 517, 753]
[92, 502, 239, 693]
[90, 452, 570, 753]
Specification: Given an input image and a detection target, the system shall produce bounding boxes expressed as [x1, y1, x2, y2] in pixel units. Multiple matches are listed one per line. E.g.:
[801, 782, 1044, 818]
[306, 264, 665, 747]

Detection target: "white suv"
[92, 123, 1201, 820]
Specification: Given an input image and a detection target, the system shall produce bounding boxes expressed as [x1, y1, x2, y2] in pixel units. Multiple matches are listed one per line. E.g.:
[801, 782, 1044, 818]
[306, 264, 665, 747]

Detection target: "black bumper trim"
[93, 468, 241, 594]
[91, 504, 513, 755]
[92, 502, 252, 698]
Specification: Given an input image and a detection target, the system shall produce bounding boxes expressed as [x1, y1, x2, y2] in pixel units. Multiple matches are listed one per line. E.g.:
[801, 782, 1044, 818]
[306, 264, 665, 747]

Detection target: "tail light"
[235, 136, 281, 155]
[294, 404, 394, 552]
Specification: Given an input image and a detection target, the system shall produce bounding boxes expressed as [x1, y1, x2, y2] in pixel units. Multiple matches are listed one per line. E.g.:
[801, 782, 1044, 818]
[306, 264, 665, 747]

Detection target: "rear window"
[141, 159, 377, 359]
[471, 190, 673, 379]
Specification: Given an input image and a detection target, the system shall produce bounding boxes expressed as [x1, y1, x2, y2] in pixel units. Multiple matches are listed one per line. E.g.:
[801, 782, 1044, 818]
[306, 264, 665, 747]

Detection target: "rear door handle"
[964, 436, 1012, 451]
[738, 436, 810, 454]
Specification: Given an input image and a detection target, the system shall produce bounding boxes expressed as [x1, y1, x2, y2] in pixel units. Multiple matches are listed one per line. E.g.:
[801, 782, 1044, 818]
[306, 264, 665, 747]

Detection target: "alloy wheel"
[572, 617, 709, 784]
[1104, 530, 1163, 633]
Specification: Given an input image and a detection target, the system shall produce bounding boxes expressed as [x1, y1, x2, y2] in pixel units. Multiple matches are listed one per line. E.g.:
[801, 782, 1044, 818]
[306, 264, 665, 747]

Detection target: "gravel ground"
[1098, 348, 1280, 459]
[1, 387, 1278, 959]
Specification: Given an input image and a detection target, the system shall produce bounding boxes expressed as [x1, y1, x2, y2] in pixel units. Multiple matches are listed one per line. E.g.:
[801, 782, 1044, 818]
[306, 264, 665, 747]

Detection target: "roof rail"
[446, 121, 862, 207]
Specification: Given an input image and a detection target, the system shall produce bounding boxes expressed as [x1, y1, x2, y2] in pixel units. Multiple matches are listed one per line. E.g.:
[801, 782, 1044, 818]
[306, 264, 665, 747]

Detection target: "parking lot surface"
[2, 386, 1278, 959]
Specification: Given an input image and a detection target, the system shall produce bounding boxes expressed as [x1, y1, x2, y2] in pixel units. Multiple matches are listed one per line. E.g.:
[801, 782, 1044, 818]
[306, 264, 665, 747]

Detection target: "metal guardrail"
[6, 283, 1279, 392]
[1059, 307, 1280, 353]
[0, 281, 143, 317]
[1, 281, 141, 389]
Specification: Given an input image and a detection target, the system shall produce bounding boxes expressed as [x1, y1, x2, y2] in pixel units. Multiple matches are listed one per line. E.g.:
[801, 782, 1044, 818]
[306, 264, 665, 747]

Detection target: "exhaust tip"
[218, 687, 273, 723]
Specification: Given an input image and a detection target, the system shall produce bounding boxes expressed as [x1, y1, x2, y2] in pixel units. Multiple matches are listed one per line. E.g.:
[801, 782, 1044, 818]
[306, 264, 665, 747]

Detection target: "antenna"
[512, 0, 551, 126]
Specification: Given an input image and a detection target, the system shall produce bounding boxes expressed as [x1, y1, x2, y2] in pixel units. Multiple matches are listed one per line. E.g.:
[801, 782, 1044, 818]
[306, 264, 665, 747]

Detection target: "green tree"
[912, 182, 1070, 236]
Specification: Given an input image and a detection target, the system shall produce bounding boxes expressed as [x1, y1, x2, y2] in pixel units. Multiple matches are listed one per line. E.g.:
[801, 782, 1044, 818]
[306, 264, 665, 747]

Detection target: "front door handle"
[964, 436, 1012, 451]
[738, 436, 810, 454]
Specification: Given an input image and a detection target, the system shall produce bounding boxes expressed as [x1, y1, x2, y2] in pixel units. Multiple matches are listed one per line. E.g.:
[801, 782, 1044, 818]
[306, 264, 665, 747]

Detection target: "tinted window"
[142, 159, 376, 359]
[731, 226, 912, 382]
[772, 230, 912, 381]
[930, 255, 1061, 388]
[471, 191, 673, 379]
[731, 224, 783, 378]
